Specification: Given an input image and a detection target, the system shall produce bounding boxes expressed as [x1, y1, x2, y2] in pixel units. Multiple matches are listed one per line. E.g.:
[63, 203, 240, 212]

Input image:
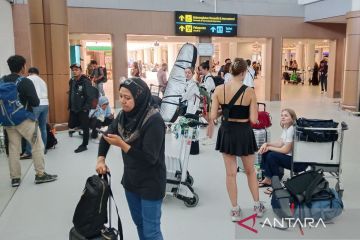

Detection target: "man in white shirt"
[243, 59, 255, 88]
[22, 67, 49, 158]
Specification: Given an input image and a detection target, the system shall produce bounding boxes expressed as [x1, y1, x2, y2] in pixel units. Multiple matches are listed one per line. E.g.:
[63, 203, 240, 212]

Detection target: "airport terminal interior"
[0, 0, 360, 239]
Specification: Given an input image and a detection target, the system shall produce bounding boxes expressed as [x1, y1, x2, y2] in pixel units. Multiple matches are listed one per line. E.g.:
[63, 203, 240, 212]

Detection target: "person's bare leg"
[241, 154, 259, 202]
[222, 153, 238, 207]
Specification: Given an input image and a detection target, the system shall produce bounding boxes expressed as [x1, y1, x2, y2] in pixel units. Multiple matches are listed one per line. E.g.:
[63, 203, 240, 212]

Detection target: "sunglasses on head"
[122, 79, 144, 90]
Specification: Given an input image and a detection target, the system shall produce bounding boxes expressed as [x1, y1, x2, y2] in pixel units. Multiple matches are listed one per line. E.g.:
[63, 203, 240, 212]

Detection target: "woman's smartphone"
[96, 128, 108, 137]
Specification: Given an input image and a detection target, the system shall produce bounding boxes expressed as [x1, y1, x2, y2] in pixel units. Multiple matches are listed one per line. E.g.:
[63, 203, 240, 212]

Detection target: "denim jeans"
[25, 105, 49, 155]
[261, 151, 308, 178]
[125, 190, 163, 240]
[96, 82, 105, 96]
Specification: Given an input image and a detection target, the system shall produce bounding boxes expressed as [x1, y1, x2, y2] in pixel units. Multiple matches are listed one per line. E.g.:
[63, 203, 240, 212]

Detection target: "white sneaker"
[254, 202, 266, 218]
[230, 206, 242, 222]
[202, 137, 215, 146]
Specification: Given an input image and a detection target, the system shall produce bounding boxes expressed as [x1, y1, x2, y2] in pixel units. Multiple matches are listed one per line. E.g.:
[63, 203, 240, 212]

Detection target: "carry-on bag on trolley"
[292, 120, 348, 197]
[251, 102, 272, 129]
[165, 117, 203, 207]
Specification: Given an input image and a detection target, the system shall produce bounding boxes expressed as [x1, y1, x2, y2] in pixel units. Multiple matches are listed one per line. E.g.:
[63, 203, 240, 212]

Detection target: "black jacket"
[98, 112, 166, 200]
[2, 73, 39, 112]
[68, 75, 92, 113]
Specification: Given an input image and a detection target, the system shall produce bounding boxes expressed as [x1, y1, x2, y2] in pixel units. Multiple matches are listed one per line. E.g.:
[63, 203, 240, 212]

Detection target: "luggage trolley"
[291, 121, 348, 197]
[165, 117, 202, 207]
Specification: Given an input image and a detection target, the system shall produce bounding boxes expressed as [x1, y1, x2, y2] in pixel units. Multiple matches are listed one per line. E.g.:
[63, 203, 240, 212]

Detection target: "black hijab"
[118, 77, 156, 143]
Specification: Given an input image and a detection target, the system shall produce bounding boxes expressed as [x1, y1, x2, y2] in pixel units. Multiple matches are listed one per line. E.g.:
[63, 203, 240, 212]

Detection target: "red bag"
[251, 103, 272, 129]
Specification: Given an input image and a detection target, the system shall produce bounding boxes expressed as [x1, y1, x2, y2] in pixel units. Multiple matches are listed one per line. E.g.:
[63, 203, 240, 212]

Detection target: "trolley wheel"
[69, 131, 73, 137]
[335, 182, 344, 198]
[186, 173, 194, 186]
[184, 193, 199, 208]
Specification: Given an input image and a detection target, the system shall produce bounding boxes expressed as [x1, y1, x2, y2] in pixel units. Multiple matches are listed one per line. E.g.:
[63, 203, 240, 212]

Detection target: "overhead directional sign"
[175, 11, 237, 37]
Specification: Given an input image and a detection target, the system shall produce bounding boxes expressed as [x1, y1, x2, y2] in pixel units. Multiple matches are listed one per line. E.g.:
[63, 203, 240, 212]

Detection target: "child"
[89, 96, 113, 139]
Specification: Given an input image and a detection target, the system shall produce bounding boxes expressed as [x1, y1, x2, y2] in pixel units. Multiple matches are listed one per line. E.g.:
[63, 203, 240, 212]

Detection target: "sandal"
[258, 182, 271, 188]
[264, 187, 273, 195]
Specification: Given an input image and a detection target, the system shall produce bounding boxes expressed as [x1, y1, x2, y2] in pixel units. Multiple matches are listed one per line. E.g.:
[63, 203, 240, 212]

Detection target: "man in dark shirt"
[2, 55, 57, 187]
[217, 58, 231, 78]
[319, 58, 328, 93]
[68, 63, 92, 153]
[89, 60, 105, 96]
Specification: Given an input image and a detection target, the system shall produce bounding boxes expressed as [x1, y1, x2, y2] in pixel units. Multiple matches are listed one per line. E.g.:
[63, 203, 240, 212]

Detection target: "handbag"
[251, 103, 272, 129]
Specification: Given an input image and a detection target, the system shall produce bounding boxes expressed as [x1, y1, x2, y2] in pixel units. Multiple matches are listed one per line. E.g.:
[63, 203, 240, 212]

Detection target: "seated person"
[89, 96, 114, 139]
[258, 108, 308, 191]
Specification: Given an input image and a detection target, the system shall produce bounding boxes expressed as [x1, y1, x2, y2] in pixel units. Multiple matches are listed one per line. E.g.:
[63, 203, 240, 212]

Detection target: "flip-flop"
[264, 188, 273, 195]
[258, 182, 271, 188]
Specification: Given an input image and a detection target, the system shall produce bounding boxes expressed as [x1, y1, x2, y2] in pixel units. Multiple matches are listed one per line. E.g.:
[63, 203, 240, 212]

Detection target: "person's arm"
[97, 113, 120, 157]
[83, 79, 93, 110]
[248, 88, 258, 124]
[18, 78, 40, 107]
[267, 142, 292, 155]
[207, 86, 220, 138]
[126, 115, 165, 165]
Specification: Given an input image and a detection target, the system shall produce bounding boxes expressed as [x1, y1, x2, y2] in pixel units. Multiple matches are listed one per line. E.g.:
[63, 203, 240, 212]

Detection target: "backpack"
[271, 171, 344, 223]
[72, 174, 123, 240]
[46, 123, 58, 149]
[98, 67, 108, 83]
[251, 103, 272, 129]
[212, 76, 224, 87]
[87, 85, 100, 109]
[0, 77, 35, 126]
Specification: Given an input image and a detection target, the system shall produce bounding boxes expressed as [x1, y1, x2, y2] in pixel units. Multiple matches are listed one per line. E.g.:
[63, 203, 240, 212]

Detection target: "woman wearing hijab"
[96, 77, 166, 240]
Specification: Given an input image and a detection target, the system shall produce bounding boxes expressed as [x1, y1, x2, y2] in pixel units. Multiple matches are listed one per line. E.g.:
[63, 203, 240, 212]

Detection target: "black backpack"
[98, 67, 108, 83]
[73, 175, 110, 238]
[212, 76, 225, 87]
[46, 124, 58, 149]
[87, 85, 100, 109]
[72, 174, 123, 240]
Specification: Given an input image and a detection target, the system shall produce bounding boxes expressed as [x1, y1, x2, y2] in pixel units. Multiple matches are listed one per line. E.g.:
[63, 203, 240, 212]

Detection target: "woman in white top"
[199, 61, 215, 94]
[182, 67, 200, 115]
[182, 67, 201, 155]
[258, 108, 308, 191]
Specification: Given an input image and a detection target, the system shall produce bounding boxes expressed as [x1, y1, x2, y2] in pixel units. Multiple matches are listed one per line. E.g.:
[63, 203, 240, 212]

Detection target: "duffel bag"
[294, 188, 343, 221]
[296, 118, 338, 142]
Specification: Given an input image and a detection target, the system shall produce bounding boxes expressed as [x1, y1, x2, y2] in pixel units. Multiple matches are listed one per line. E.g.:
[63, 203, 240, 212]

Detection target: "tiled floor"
[0, 83, 359, 239]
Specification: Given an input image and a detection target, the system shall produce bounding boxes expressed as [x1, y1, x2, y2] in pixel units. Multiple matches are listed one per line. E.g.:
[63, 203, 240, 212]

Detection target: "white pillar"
[315, 48, 322, 65]
[219, 43, 230, 63]
[305, 43, 315, 70]
[295, 43, 304, 70]
[143, 48, 151, 65]
[229, 42, 238, 62]
[154, 46, 162, 65]
[167, 43, 177, 73]
[261, 43, 266, 77]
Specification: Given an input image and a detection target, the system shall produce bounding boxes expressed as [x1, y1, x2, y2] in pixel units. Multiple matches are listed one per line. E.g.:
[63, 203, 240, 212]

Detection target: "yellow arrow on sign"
[179, 25, 185, 32]
[179, 15, 185, 21]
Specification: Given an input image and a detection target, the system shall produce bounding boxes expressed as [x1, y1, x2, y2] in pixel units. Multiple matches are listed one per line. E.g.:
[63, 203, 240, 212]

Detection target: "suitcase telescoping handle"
[257, 102, 266, 112]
